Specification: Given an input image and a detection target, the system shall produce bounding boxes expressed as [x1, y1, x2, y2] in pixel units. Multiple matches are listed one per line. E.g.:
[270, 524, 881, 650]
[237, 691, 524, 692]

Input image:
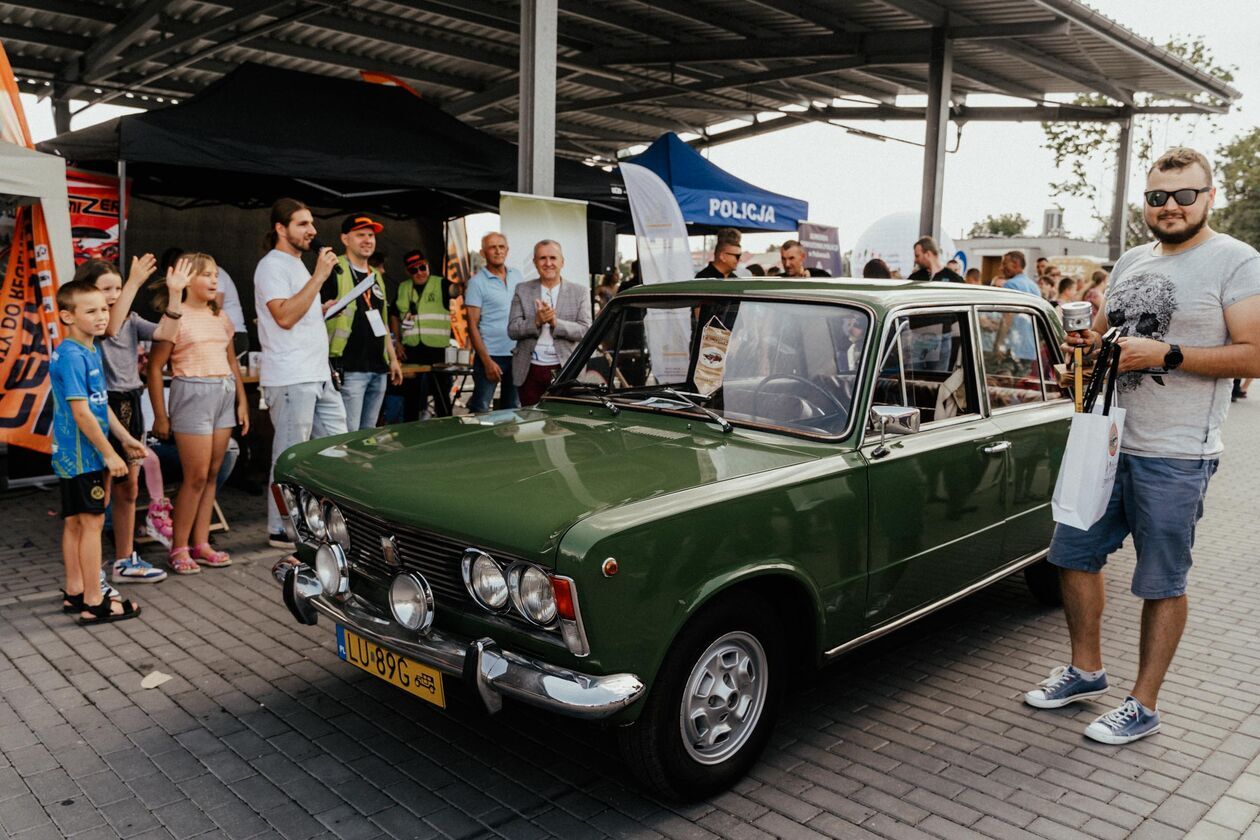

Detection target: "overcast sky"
[20, 0, 1259, 257]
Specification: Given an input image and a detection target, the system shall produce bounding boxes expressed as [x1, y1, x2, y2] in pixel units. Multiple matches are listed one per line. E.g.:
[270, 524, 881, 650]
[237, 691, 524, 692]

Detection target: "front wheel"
[1023, 558, 1062, 606]
[618, 595, 784, 801]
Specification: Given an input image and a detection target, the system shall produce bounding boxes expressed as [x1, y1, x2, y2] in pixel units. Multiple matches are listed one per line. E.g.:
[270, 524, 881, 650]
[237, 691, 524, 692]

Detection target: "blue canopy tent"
[625, 132, 808, 233]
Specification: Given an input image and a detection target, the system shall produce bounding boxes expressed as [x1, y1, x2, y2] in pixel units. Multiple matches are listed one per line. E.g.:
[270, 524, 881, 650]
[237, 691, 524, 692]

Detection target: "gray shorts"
[169, 376, 236, 435]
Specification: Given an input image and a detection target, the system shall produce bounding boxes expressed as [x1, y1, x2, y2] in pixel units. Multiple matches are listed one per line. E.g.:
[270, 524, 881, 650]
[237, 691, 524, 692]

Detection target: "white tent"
[0, 141, 73, 284]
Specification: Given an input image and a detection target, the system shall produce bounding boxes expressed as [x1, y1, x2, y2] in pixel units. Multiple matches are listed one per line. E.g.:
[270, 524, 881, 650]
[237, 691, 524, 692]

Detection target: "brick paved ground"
[2, 405, 1260, 840]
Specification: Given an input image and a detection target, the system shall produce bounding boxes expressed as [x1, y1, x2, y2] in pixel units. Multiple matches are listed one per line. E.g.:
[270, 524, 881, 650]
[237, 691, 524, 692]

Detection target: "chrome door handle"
[982, 441, 1012, 455]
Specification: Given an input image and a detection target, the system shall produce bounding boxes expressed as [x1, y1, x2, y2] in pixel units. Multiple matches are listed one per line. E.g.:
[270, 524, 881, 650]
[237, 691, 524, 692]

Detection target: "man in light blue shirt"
[996, 250, 1038, 360]
[466, 231, 524, 411]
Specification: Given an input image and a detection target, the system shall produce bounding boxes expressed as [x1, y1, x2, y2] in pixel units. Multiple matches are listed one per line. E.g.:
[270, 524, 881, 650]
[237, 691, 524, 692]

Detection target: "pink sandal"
[191, 543, 232, 568]
[169, 547, 201, 575]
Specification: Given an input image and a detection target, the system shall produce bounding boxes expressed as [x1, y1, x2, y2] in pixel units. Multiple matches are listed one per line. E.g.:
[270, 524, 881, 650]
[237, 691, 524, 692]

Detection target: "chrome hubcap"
[680, 631, 768, 765]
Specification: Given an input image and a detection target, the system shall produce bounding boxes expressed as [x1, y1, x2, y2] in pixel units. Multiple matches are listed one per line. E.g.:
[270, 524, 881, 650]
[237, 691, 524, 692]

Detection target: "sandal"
[60, 589, 84, 614]
[169, 547, 201, 575]
[78, 595, 141, 625]
[191, 542, 231, 568]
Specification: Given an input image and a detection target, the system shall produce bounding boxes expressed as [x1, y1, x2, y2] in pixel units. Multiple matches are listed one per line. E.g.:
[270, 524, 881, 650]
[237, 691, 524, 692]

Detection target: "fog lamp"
[324, 501, 351, 551]
[314, 543, 348, 596]
[389, 572, 434, 633]
[301, 490, 326, 540]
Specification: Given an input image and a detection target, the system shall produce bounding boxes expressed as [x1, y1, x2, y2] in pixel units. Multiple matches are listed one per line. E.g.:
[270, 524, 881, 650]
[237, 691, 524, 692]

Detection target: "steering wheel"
[750, 373, 847, 418]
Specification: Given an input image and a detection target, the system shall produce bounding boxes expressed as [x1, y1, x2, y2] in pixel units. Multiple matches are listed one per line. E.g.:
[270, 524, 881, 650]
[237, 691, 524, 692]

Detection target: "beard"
[1148, 210, 1207, 245]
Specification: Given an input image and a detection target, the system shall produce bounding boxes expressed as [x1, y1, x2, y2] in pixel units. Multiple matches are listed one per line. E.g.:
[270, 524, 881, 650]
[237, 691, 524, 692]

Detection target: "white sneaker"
[112, 552, 168, 584]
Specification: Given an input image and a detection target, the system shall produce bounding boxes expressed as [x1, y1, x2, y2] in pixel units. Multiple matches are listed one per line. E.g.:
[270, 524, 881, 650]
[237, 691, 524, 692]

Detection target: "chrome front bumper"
[278, 561, 645, 720]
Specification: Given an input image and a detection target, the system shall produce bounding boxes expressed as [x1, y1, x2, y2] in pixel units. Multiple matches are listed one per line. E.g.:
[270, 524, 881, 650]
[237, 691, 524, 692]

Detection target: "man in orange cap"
[324, 213, 402, 431]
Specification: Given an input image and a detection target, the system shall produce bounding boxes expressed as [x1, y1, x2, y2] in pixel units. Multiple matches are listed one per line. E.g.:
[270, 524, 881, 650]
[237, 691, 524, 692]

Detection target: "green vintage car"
[273, 279, 1072, 799]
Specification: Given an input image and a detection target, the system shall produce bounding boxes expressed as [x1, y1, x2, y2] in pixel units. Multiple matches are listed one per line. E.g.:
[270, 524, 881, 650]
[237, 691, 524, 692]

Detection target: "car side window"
[872, 311, 978, 424]
[977, 309, 1062, 408]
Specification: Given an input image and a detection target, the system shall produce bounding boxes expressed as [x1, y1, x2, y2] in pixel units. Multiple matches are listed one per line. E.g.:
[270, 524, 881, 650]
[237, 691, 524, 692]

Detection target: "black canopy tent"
[40, 63, 625, 220]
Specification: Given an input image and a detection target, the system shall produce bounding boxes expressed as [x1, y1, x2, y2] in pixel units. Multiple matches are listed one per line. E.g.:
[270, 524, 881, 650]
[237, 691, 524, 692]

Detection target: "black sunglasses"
[1144, 186, 1211, 208]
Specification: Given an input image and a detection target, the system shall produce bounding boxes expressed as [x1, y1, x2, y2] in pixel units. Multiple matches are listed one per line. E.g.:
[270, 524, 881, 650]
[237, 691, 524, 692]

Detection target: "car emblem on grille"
[380, 535, 401, 568]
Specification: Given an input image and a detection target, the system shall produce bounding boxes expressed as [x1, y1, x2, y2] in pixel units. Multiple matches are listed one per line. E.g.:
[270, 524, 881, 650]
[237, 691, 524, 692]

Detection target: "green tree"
[1215, 128, 1260, 248]
[967, 212, 1029, 237]
[1097, 204, 1154, 251]
[1040, 37, 1235, 238]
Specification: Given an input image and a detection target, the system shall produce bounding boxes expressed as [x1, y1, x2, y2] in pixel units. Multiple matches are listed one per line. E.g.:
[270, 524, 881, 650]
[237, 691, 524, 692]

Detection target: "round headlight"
[389, 572, 434, 633]
[314, 543, 347, 596]
[324, 501, 350, 551]
[509, 564, 558, 626]
[462, 550, 509, 611]
[280, 485, 300, 522]
[301, 491, 326, 540]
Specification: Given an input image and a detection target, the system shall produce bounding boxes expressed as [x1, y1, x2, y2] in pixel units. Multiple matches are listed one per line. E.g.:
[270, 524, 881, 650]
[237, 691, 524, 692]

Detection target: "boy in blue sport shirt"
[50, 280, 147, 625]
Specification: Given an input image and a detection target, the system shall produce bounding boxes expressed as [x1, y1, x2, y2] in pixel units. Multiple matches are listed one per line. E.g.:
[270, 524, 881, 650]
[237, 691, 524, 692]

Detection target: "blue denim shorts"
[1049, 453, 1218, 599]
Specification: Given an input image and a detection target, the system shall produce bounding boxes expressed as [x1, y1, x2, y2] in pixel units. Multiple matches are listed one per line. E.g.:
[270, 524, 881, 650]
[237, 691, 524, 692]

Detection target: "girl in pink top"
[148, 255, 249, 574]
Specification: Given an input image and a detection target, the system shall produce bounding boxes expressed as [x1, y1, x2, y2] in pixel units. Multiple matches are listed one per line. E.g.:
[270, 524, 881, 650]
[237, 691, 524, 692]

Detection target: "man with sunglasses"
[1026, 147, 1260, 746]
[390, 250, 454, 419]
[695, 228, 743, 278]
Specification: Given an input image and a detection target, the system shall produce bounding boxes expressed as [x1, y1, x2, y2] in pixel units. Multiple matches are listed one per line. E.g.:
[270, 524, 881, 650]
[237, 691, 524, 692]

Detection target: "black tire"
[618, 594, 784, 801]
[1023, 558, 1062, 607]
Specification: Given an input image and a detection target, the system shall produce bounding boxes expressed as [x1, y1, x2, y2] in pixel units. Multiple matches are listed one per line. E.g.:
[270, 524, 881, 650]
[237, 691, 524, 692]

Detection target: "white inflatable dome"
[850, 211, 956, 279]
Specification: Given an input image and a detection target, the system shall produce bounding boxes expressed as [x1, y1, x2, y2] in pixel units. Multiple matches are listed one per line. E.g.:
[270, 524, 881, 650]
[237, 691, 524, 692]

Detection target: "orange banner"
[0, 43, 62, 453]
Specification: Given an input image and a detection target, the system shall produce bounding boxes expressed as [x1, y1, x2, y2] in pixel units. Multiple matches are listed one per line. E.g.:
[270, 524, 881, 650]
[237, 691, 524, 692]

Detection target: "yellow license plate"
[336, 625, 445, 708]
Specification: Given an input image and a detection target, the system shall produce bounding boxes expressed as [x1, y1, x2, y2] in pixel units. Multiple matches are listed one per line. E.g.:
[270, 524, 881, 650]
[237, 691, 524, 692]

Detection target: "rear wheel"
[1023, 558, 1062, 606]
[618, 595, 784, 801]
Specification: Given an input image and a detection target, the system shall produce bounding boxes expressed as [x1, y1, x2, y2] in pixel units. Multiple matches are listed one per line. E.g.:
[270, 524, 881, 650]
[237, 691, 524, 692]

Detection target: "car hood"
[276, 402, 822, 558]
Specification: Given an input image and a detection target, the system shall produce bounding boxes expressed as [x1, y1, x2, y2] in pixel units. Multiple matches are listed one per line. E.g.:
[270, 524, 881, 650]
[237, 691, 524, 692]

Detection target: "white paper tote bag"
[1051, 404, 1126, 530]
[1052, 340, 1124, 531]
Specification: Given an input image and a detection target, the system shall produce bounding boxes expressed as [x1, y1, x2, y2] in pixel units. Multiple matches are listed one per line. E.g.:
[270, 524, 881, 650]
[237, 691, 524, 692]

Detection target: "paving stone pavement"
[2, 403, 1260, 840]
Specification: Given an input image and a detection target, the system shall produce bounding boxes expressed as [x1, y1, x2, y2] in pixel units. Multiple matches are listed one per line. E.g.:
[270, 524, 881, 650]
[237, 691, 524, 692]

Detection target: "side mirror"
[868, 405, 920, 458]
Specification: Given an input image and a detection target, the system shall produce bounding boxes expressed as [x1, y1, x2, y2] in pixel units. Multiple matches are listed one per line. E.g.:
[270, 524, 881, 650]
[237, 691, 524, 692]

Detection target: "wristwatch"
[163, 308, 182, 320]
[1164, 343, 1184, 369]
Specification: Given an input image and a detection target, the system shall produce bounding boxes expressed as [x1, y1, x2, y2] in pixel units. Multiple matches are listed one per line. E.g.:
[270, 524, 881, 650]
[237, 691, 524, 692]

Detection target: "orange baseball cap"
[341, 214, 383, 234]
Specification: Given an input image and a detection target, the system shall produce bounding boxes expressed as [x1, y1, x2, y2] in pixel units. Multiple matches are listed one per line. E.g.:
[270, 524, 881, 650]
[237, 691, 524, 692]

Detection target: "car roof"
[617, 277, 1060, 318]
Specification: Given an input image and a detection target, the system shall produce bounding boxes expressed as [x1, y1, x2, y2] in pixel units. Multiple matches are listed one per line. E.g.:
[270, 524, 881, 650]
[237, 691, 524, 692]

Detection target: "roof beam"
[242, 37, 485, 92]
[1, 0, 123, 23]
[626, 0, 764, 39]
[384, 0, 600, 50]
[556, 57, 870, 114]
[79, 0, 174, 76]
[0, 23, 92, 51]
[83, 0, 296, 84]
[301, 11, 518, 71]
[742, 0, 853, 33]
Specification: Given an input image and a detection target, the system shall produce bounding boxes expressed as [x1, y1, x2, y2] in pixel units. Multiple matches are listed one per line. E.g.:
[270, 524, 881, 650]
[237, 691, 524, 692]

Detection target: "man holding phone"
[1024, 147, 1260, 744]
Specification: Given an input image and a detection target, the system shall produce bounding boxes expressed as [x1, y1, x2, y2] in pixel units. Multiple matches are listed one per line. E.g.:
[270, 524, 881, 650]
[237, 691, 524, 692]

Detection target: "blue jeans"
[340, 371, 388, 432]
[263, 379, 348, 534]
[469, 355, 519, 413]
[1049, 453, 1218, 599]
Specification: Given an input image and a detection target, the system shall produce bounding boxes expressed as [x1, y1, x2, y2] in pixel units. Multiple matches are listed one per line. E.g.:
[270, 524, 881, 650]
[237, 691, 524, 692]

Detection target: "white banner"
[620, 162, 693, 381]
[499, 192, 590, 286]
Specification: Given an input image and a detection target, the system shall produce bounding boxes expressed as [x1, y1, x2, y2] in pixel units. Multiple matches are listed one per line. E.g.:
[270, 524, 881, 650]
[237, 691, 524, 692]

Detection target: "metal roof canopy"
[5, 0, 1240, 256]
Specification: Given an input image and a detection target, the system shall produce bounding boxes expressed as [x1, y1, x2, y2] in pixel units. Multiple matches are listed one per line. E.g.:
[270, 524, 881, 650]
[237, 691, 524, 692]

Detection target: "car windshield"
[550, 297, 869, 436]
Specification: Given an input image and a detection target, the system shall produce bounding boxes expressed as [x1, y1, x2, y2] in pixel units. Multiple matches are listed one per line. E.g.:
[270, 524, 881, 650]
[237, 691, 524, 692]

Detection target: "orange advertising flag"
[0, 43, 62, 453]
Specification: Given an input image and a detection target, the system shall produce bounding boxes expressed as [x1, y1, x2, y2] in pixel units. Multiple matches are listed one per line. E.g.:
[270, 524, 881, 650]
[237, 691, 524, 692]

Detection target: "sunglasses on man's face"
[1144, 186, 1211, 208]
[407, 264, 430, 273]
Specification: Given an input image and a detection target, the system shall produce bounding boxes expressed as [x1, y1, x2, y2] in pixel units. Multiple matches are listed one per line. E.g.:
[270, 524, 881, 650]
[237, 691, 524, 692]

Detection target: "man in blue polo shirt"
[466, 231, 523, 411]
[993, 249, 1039, 362]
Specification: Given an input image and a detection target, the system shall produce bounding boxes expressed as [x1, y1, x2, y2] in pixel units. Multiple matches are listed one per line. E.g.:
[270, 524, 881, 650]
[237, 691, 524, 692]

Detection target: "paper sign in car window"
[695, 317, 731, 396]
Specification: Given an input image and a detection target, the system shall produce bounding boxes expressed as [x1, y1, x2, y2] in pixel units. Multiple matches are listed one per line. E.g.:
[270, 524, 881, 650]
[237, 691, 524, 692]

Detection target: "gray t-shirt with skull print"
[1106, 233, 1260, 459]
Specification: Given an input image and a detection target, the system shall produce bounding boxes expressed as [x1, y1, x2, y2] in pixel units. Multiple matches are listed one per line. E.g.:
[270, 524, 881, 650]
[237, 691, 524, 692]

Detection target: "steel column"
[1109, 116, 1132, 260]
[117, 160, 127, 269]
[518, 0, 557, 196]
[52, 98, 71, 134]
[919, 27, 952, 242]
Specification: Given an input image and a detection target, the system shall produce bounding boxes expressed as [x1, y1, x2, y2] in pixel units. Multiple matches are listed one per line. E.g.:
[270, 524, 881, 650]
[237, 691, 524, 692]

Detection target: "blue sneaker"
[1084, 696, 1160, 745]
[1024, 665, 1109, 709]
[112, 552, 168, 584]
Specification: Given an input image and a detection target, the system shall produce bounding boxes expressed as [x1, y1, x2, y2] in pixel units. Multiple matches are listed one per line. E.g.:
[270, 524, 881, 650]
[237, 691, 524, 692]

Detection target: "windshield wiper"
[546, 379, 621, 415]
[616, 385, 732, 433]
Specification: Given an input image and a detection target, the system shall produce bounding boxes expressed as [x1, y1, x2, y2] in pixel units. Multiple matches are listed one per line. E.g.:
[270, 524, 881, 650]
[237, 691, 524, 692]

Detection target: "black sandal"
[77, 596, 141, 625]
[60, 589, 85, 614]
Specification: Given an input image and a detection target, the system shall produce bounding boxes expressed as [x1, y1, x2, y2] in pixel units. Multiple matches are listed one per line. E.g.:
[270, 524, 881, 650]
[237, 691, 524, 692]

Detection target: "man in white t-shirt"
[254, 197, 348, 548]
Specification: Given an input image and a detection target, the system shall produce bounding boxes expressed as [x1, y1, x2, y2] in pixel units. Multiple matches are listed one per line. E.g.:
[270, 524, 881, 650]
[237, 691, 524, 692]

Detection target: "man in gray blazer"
[507, 240, 593, 406]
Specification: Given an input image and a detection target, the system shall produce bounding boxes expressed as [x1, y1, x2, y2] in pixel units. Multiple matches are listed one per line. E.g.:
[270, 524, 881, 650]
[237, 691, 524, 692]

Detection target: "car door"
[976, 305, 1074, 561]
[861, 308, 1009, 627]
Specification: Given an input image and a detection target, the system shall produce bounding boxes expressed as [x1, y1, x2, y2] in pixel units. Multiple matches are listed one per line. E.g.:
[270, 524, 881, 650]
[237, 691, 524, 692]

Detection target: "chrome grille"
[334, 500, 479, 609]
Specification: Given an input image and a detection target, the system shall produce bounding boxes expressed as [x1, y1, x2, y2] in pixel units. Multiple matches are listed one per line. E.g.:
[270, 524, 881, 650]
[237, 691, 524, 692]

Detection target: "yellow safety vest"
[327, 256, 389, 360]
[396, 275, 451, 349]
